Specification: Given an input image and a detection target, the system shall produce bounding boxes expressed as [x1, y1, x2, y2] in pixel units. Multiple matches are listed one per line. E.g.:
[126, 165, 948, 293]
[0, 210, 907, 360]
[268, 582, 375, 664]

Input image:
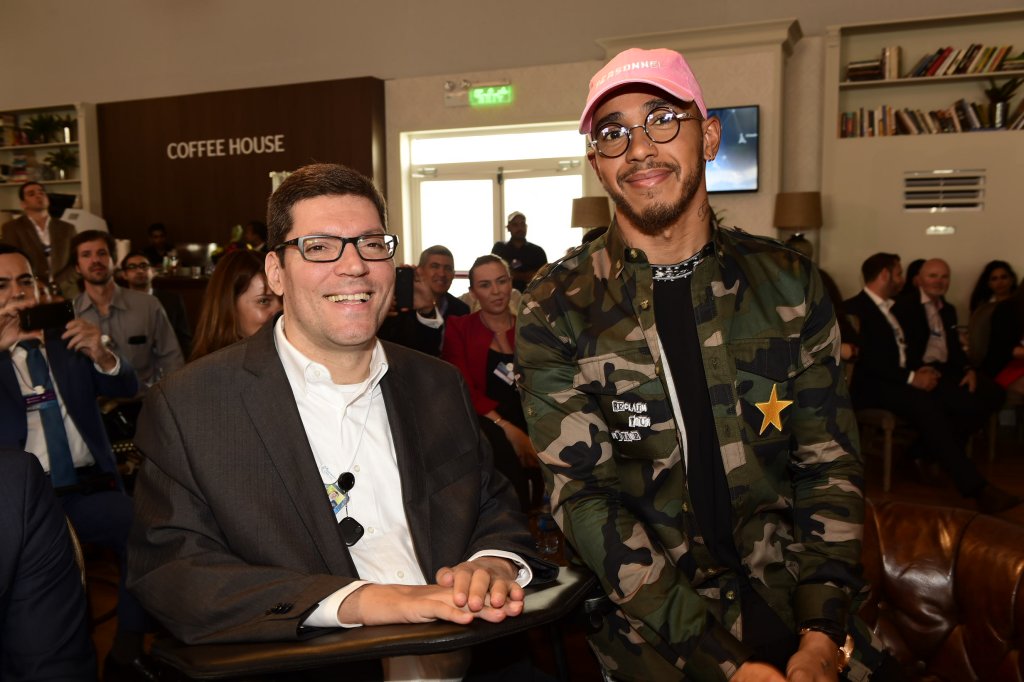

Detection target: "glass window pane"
[418, 179, 494, 288]
[502, 175, 584, 265]
[412, 130, 585, 165]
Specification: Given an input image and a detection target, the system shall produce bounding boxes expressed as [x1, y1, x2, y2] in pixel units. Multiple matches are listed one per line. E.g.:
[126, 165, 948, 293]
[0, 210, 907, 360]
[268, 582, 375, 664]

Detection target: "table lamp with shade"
[773, 191, 823, 261]
[571, 196, 611, 244]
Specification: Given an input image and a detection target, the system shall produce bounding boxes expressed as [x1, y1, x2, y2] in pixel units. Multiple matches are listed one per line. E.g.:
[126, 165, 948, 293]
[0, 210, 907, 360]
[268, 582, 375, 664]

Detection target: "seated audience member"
[120, 251, 193, 357]
[242, 219, 269, 254]
[897, 257, 925, 300]
[442, 255, 538, 511]
[0, 181, 79, 299]
[189, 249, 281, 361]
[141, 223, 172, 267]
[1, 449, 95, 681]
[128, 164, 554, 679]
[0, 244, 154, 679]
[982, 286, 1024, 399]
[970, 260, 1017, 313]
[893, 258, 1004, 414]
[72, 230, 184, 390]
[844, 253, 1019, 513]
[378, 245, 469, 356]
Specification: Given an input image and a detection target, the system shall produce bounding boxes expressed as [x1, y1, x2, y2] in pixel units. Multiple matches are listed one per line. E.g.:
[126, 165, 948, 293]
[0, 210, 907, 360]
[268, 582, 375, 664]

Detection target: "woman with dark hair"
[190, 250, 281, 361]
[442, 255, 537, 510]
[970, 260, 1018, 313]
[897, 258, 925, 300]
[982, 286, 1024, 399]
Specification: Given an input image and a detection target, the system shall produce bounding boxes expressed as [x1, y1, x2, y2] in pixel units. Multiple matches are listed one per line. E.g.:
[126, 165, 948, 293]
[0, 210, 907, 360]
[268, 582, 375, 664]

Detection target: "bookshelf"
[820, 9, 1024, 319]
[826, 10, 1024, 137]
[0, 102, 100, 217]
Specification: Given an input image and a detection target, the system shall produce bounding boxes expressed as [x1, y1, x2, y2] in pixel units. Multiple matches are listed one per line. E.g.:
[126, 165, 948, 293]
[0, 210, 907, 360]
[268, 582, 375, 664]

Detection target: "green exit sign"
[469, 85, 514, 107]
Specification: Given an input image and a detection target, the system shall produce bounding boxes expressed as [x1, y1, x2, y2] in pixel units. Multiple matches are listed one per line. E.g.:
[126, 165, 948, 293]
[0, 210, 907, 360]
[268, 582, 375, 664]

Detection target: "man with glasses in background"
[517, 49, 896, 680]
[119, 251, 192, 358]
[129, 163, 553, 680]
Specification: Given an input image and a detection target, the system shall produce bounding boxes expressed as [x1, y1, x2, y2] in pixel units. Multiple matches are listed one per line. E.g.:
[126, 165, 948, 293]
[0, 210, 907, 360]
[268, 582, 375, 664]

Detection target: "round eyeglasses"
[275, 233, 398, 263]
[589, 108, 702, 159]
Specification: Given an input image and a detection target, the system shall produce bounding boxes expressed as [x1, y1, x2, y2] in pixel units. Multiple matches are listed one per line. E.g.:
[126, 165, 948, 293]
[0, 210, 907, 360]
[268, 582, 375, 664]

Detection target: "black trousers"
[854, 372, 1002, 497]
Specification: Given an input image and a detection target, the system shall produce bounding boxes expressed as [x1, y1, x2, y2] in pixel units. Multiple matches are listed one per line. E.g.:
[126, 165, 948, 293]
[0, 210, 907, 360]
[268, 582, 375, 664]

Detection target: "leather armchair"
[861, 500, 1024, 680]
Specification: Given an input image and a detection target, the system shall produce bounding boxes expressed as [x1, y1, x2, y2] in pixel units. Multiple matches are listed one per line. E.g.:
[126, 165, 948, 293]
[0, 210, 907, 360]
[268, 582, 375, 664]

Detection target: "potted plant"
[23, 113, 63, 144]
[984, 77, 1023, 128]
[44, 146, 78, 180]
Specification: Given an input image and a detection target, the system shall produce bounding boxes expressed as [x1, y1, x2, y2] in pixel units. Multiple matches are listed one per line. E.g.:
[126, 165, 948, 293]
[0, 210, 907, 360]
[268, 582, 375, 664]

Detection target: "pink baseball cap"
[579, 48, 708, 135]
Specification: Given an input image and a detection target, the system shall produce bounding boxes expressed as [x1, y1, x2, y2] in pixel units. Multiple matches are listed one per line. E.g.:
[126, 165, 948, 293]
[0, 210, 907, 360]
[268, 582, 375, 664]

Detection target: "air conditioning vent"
[903, 169, 984, 212]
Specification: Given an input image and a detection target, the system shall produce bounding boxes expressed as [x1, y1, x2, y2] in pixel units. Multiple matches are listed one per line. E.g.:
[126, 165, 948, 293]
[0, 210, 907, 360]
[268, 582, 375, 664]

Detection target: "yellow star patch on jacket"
[755, 384, 793, 435]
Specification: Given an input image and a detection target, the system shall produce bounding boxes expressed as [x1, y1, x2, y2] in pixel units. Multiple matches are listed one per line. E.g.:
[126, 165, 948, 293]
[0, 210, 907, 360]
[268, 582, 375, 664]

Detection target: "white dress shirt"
[9, 340, 120, 472]
[273, 319, 531, 681]
[920, 289, 948, 365]
[272, 318, 530, 611]
[863, 287, 914, 384]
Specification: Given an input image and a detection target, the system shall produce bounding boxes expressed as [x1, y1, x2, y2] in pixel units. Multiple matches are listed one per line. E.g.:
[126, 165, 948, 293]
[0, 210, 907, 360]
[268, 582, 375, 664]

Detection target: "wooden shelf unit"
[0, 102, 100, 216]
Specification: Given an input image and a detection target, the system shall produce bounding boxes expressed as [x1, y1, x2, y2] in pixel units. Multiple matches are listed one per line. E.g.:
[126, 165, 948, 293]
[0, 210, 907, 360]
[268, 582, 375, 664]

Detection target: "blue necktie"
[18, 340, 78, 487]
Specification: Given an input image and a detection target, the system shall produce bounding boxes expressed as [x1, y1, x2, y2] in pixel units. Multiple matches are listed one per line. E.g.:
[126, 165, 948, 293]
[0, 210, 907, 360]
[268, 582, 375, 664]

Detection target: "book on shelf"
[1001, 50, 1024, 71]
[839, 92, 1023, 137]
[844, 47, 901, 82]
[900, 44, 1021, 78]
[883, 46, 901, 80]
[925, 47, 954, 77]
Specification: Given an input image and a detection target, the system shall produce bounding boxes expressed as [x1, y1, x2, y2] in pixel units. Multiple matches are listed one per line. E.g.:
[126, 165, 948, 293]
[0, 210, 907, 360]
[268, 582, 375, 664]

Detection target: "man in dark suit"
[0, 244, 155, 680]
[0, 449, 95, 681]
[893, 257, 1003, 416]
[844, 252, 1018, 513]
[128, 164, 552, 679]
[379, 244, 470, 357]
[0, 182, 77, 298]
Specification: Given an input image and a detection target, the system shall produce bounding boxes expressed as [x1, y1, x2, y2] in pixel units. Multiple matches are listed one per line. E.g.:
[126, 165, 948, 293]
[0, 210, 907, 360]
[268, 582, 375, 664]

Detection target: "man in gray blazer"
[128, 164, 552, 678]
[0, 182, 77, 298]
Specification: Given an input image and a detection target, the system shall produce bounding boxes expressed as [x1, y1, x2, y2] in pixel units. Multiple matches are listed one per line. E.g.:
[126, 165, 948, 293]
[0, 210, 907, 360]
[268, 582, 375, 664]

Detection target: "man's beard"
[83, 268, 112, 286]
[605, 146, 705, 237]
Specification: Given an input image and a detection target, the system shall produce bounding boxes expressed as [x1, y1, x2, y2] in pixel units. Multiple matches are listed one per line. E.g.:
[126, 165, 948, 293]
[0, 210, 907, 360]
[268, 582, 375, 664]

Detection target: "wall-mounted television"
[706, 105, 759, 193]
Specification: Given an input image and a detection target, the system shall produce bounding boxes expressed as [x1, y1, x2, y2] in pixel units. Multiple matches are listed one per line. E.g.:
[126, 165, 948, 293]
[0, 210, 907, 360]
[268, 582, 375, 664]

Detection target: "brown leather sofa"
[861, 500, 1024, 681]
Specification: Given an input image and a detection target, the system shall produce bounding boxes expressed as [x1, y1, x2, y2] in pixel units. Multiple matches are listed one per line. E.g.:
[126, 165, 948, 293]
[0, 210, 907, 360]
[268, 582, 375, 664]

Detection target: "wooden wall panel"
[98, 77, 385, 248]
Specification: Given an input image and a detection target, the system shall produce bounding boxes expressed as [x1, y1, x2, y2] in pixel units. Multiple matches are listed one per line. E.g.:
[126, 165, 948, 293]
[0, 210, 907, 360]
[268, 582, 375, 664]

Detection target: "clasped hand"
[338, 556, 524, 626]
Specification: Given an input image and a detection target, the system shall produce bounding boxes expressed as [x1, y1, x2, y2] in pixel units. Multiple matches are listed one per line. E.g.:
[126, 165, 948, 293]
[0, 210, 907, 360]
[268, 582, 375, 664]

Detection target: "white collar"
[273, 316, 388, 397]
[863, 286, 892, 311]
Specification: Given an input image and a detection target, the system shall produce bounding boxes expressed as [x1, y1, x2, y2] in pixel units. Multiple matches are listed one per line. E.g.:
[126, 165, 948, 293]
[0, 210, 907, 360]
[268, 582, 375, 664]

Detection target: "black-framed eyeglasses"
[589, 108, 702, 159]
[335, 472, 364, 547]
[275, 233, 399, 263]
[122, 263, 150, 271]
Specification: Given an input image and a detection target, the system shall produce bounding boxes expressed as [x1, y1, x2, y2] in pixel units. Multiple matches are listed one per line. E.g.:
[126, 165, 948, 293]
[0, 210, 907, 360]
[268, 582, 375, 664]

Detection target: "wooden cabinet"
[0, 102, 100, 218]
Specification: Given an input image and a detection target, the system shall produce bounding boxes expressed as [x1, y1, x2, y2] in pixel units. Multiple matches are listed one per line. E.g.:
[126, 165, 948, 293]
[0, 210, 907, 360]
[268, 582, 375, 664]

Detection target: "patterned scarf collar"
[651, 242, 715, 281]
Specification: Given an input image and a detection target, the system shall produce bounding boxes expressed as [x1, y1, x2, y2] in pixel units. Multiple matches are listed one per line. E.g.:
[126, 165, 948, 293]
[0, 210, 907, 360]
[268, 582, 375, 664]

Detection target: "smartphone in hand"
[19, 301, 75, 331]
[395, 266, 415, 311]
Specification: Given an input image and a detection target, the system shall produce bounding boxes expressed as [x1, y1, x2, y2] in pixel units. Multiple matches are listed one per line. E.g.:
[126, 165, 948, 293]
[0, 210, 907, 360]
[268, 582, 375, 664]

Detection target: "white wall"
[4, 0, 1020, 290]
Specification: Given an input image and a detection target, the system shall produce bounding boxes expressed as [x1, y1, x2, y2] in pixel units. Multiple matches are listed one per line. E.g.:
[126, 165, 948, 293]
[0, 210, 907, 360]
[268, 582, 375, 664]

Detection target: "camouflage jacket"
[515, 221, 867, 681]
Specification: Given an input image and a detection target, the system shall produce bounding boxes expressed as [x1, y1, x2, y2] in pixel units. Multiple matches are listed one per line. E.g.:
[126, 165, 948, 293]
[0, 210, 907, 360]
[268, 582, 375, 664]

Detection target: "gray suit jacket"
[128, 321, 546, 645]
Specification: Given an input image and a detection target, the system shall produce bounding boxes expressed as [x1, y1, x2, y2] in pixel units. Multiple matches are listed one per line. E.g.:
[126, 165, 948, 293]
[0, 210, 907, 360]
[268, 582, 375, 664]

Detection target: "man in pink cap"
[517, 49, 895, 680]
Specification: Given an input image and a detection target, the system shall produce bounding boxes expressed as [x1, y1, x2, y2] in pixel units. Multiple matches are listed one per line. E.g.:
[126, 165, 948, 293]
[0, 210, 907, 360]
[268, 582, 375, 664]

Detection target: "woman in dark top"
[982, 287, 1024, 398]
[970, 260, 1018, 313]
[442, 255, 537, 509]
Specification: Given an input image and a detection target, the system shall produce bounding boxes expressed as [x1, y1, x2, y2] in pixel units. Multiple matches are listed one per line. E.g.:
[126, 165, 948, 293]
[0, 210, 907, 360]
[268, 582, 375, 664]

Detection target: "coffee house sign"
[166, 134, 285, 159]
